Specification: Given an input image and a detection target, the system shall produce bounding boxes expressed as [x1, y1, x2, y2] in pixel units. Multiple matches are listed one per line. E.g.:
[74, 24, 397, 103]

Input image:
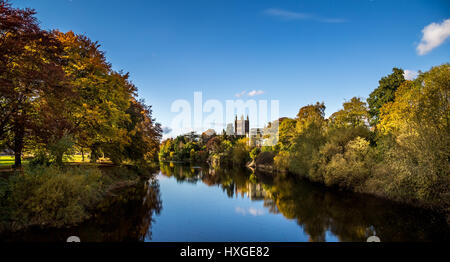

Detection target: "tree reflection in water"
[3, 170, 162, 242]
[160, 163, 449, 242]
[5, 164, 447, 242]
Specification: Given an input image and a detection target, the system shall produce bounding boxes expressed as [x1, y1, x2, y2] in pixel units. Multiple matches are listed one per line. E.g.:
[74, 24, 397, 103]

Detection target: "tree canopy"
[0, 1, 161, 166]
[367, 68, 406, 126]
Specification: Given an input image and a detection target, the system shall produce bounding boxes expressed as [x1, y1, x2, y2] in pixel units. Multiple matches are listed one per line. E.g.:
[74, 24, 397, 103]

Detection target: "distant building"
[235, 115, 249, 136]
[248, 128, 263, 147]
[226, 123, 235, 136]
[202, 129, 216, 138]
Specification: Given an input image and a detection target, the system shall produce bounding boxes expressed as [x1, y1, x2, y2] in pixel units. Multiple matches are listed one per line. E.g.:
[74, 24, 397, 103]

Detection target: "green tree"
[277, 117, 296, 150]
[105, 98, 162, 164]
[375, 64, 449, 208]
[367, 68, 405, 126]
[310, 97, 372, 184]
[288, 103, 327, 177]
[54, 31, 136, 163]
[329, 97, 369, 128]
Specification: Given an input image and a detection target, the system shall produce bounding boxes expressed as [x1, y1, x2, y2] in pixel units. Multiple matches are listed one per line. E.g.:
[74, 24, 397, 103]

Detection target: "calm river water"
[3, 163, 449, 242]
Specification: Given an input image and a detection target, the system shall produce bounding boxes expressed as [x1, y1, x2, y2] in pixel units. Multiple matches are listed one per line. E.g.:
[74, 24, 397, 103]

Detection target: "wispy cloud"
[235, 207, 265, 216]
[248, 90, 265, 97]
[417, 18, 450, 55]
[235, 90, 247, 98]
[263, 8, 346, 23]
[404, 70, 418, 80]
[162, 126, 172, 134]
[235, 90, 265, 97]
[264, 8, 311, 20]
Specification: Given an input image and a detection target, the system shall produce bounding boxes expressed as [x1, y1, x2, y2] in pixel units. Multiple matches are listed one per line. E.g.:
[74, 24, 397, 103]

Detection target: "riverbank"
[249, 154, 450, 224]
[0, 162, 158, 233]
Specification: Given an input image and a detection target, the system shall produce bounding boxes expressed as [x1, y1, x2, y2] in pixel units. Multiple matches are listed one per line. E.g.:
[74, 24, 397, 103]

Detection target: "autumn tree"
[310, 98, 373, 185]
[54, 31, 137, 163]
[375, 64, 449, 207]
[0, 1, 67, 167]
[367, 68, 405, 126]
[104, 98, 162, 164]
[287, 102, 327, 176]
[329, 97, 369, 128]
[277, 117, 296, 150]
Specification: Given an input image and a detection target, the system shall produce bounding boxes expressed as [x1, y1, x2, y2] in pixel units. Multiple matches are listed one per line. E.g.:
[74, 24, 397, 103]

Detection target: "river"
[3, 163, 449, 242]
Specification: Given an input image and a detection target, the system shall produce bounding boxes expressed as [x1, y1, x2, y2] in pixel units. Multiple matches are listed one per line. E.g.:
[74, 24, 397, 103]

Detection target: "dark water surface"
[3, 163, 449, 242]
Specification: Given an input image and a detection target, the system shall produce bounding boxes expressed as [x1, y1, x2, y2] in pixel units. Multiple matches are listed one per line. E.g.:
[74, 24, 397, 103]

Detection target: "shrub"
[274, 151, 291, 172]
[230, 140, 250, 167]
[255, 151, 275, 166]
[4, 165, 107, 230]
[318, 137, 374, 190]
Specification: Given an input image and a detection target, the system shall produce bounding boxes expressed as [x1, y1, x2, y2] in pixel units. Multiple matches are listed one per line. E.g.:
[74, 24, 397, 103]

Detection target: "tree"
[159, 138, 174, 161]
[125, 99, 162, 162]
[329, 97, 369, 128]
[54, 31, 135, 163]
[288, 103, 327, 177]
[231, 138, 250, 166]
[367, 68, 405, 126]
[277, 117, 296, 150]
[105, 98, 162, 164]
[0, 1, 67, 167]
[375, 64, 449, 207]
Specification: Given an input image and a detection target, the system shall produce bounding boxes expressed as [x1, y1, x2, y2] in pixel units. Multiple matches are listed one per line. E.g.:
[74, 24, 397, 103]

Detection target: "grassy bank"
[0, 163, 154, 232]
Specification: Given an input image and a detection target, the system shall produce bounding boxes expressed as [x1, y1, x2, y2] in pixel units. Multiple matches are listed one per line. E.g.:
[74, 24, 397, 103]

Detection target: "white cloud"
[403, 70, 418, 80]
[248, 207, 265, 216]
[162, 126, 172, 134]
[417, 19, 450, 55]
[235, 207, 246, 215]
[263, 8, 346, 23]
[235, 207, 265, 216]
[235, 90, 247, 98]
[248, 90, 265, 97]
[235, 90, 265, 97]
[264, 8, 311, 20]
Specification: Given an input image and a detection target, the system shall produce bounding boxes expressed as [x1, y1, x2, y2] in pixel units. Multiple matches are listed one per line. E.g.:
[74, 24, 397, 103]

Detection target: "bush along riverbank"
[0, 163, 157, 233]
[159, 133, 251, 168]
[260, 65, 449, 220]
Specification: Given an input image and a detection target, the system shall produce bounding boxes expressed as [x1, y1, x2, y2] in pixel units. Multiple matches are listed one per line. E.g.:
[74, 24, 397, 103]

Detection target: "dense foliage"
[0, 165, 106, 230]
[159, 132, 251, 168]
[270, 64, 449, 211]
[0, 1, 162, 167]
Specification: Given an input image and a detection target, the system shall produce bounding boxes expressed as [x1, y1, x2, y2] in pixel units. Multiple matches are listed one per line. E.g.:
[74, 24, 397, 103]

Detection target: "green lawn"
[0, 155, 92, 167]
[0, 155, 16, 167]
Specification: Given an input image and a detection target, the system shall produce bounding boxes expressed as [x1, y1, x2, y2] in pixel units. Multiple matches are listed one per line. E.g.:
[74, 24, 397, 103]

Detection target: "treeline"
[272, 65, 449, 211]
[0, 1, 162, 167]
[159, 132, 251, 168]
[160, 64, 449, 212]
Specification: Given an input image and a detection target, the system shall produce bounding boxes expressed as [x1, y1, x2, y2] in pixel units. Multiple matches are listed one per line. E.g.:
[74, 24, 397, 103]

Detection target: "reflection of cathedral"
[246, 183, 266, 200]
[233, 181, 268, 201]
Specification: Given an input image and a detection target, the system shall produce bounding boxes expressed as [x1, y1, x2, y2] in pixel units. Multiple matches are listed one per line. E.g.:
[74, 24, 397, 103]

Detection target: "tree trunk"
[81, 148, 84, 162]
[56, 153, 63, 166]
[13, 122, 24, 168]
[14, 150, 22, 168]
[90, 144, 99, 163]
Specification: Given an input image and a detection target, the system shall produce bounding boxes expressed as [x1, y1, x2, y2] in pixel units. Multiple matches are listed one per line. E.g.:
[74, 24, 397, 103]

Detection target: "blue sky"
[12, 0, 450, 135]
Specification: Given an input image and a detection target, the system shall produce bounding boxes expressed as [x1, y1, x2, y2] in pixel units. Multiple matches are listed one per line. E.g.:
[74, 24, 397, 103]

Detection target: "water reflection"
[159, 163, 449, 242]
[3, 164, 448, 242]
[2, 173, 162, 242]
